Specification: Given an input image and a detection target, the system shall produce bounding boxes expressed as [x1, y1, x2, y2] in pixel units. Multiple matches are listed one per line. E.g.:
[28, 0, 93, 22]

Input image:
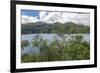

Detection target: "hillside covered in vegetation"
[21, 22, 90, 34]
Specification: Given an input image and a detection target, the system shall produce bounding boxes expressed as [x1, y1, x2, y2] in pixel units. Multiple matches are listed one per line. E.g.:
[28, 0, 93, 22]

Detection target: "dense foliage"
[21, 22, 90, 34]
[21, 40, 29, 49]
[21, 34, 90, 63]
[21, 22, 90, 63]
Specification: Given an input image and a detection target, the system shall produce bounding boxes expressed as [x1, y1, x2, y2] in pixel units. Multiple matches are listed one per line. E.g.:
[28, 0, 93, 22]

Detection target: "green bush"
[21, 40, 29, 49]
[21, 34, 90, 63]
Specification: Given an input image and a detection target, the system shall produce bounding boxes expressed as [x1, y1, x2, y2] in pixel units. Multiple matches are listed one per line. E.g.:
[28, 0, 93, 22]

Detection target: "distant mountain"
[21, 22, 90, 34]
[35, 22, 49, 25]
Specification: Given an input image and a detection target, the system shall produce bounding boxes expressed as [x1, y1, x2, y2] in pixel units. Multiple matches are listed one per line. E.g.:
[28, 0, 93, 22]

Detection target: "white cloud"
[40, 11, 64, 24]
[39, 11, 48, 21]
[68, 13, 90, 25]
[22, 15, 40, 24]
[39, 11, 90, 26]
[22, 11, 90, 26]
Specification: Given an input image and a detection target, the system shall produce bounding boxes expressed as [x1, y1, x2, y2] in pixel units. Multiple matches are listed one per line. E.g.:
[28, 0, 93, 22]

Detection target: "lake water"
[21, 34, 90, 55]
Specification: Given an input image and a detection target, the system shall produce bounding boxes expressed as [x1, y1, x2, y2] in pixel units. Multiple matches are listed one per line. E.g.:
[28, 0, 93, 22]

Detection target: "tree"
[32, 35, 48, 53]
[22, 34, 90, 62]
[21, 40, 29, 49]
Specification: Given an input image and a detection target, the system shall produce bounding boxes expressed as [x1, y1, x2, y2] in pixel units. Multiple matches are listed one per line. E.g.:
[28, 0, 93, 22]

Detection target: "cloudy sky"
[21, 10, 90, 26]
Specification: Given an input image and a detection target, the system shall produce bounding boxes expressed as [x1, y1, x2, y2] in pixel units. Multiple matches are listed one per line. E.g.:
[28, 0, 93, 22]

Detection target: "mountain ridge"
[21, 22, 90, 34]
[22, 21, 89, 26]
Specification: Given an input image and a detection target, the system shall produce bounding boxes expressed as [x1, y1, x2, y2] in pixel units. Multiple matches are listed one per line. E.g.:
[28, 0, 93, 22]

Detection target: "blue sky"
[21, 9, 40, 19]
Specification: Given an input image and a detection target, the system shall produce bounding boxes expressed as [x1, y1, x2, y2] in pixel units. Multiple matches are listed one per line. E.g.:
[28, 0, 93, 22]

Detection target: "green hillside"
[21, 22, 90, 34]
